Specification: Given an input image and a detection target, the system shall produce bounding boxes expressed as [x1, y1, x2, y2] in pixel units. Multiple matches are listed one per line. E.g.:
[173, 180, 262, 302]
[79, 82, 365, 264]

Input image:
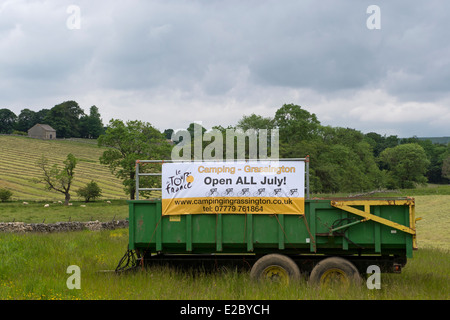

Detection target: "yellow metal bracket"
[330, 200, 416, 235]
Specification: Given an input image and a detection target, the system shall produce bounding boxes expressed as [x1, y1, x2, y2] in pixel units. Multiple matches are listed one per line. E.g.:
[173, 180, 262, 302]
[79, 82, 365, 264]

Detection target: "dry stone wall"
[0, 220, 128, 233]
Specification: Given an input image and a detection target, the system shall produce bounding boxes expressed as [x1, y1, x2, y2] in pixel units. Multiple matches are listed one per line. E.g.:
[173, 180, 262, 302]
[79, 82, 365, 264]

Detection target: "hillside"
[417, 136, 450, 144]
[0, 135, 127, 200]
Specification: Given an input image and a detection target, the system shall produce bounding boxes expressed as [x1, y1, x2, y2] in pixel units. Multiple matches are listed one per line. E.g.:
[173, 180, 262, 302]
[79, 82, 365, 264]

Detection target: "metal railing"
[135, 157, 310, 200]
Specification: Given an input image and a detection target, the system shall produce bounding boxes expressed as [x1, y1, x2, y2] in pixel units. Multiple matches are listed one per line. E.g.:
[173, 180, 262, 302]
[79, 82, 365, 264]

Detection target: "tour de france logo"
[186, 175, 194, 183]
[165, 170, 194, 195]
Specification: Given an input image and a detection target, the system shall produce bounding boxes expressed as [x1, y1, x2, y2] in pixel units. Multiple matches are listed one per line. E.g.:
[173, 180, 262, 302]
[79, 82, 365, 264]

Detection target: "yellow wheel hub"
[320, 268, 350, 288]
[262, 266, 289, 285]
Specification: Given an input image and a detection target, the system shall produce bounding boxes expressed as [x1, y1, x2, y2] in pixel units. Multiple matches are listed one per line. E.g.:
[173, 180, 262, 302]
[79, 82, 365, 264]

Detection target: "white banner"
[162, 161, 305, 215]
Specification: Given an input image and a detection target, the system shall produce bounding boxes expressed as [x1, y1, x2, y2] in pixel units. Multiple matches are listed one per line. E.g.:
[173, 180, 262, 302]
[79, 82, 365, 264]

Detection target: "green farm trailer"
[116, 159, 418, 286]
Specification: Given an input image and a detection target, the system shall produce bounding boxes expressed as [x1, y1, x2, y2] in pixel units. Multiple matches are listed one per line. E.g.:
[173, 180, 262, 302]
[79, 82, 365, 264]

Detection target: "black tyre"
[308, 257, 362, 288]
[250, 254, 301, 285]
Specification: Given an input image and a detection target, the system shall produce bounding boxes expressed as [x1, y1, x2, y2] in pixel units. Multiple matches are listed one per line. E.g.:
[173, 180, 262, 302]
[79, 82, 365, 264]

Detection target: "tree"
[414, 139, 448, 184]
[16, 108, 38, 132]
[0, 188, 13, 202]
[163, 129, 174, 140]
[0, 108, 17, 134]
[236, 113, 275, 132]
[275, 123, 382, 193]
[311, 126, 382, 193]
[186, 122, 207, 138]
[379, 143, 430, 189]
[274, 104, 321, 143]
[76, 181, 102, 202]
[79, 106, 104, 139]
[442, 156, 450, 180]
[35, 109, 50, 124]
[98, 119, 172, 199]
[44, 101, 85, 138]
[35, 153, 78, 205]
[364, 132, 399, 158]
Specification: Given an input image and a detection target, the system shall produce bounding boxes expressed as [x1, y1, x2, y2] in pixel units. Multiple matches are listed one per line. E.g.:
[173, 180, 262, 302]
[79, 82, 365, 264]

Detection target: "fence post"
[306, 155, 310, 200]
[135, 161, 139, 200]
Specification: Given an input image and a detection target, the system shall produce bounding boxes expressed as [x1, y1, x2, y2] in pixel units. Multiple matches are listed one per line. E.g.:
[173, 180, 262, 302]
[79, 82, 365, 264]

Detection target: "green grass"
[312, 183, 450, 198]
[414, 195, 450, 250]
[0, 200, 128, 223]
[398, 184, 450, 196]
[1, 135, 447, 301]
[1, 165, 449, 300]
[0, 135, 127, 200]
[0, 230, 448, 300]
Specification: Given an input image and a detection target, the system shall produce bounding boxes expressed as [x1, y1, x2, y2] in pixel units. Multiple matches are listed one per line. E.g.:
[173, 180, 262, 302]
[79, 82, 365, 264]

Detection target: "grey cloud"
[0, 0, 449, 137]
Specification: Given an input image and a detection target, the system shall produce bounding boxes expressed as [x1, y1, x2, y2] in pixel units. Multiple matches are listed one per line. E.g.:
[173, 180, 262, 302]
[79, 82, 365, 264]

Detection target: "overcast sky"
[1, 0, 449, 137]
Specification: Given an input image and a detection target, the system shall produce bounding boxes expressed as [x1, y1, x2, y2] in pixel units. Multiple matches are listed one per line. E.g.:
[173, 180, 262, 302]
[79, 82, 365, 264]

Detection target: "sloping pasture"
[0, 136, 126, 200]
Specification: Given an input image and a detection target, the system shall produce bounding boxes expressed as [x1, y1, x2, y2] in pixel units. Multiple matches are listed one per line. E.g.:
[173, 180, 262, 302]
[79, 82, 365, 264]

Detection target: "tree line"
[95, 104, 450, 199]
[1, 102, 449, 200]
[0, 100, 104, 139]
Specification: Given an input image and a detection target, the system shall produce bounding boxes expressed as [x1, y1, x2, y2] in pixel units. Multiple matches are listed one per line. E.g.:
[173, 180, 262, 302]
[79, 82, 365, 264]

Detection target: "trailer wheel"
[308, 257, 362, 288]
[250, 254, 301, 285]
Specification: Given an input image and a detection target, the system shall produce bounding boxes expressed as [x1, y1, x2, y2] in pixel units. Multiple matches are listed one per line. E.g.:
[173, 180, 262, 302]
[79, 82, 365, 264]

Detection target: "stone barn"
[28, 124, 57, 140]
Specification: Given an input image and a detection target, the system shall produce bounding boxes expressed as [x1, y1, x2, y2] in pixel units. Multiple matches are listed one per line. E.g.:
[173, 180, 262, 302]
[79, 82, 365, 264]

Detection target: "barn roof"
[30, 124, 56, 132]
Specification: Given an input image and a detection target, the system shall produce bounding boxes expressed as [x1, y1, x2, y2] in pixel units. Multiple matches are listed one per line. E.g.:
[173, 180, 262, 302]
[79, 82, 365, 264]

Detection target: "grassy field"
[0, 200, 129, 223]
[0, 193, 448, 300]
[0, 194, 448, 249]
[0, 230, 448, 300]
[414, 195, 450, 250]
[0, 141, 449, 301]
[0, 135, 127, 200]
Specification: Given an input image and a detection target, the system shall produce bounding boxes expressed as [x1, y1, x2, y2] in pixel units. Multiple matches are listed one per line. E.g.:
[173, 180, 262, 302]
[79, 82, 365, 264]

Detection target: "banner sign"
[161, 161, 305, 215]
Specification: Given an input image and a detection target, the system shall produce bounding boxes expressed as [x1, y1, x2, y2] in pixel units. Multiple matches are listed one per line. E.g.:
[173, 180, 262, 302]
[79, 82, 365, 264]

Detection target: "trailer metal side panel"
[128, 198, 415, 258]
